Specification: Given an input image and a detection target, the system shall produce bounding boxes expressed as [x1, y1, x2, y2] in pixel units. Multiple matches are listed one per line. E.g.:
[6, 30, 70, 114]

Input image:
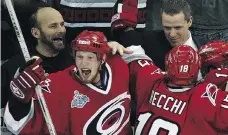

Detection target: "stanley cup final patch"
[71, 90, 90, 108]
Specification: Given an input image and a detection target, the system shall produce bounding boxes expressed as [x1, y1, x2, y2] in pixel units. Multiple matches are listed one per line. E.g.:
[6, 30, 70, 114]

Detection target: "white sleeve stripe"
[121, 45, 152, 64]
[221, 104, 228, 109]
[4, 99, 35, 134]
[117, 3, 123, 13]
[17, 79, 26, 88]
[24, 71, 36, 84]
[20, 76, 31, 88]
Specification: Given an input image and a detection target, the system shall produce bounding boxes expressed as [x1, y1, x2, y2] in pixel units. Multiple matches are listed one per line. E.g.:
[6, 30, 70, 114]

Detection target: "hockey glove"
[111, 0, 138, 31]
[10, 56, 46, 103]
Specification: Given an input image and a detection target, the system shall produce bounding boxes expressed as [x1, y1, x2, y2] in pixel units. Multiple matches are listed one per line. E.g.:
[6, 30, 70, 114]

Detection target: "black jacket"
[143, 30, 207, 70]
[117, 30, 207, 70]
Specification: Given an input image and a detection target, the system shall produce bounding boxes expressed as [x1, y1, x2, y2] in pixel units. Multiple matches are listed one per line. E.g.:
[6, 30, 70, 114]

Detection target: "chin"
[83, 81, 91, 84]
[57, 44, 65, 49]
[53, 43, 65, 50]
[54, 47, 64, 52]
[172, 43, 181, 47]
[82, 78, 93, 84]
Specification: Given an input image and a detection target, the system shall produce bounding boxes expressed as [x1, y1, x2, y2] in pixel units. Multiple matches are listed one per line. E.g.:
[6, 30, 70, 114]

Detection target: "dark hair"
[29, 1, 50, 29]
[161, 0, 192, 21]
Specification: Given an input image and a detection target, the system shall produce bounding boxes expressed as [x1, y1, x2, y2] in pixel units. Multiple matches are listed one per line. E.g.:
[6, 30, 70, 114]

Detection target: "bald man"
[31, 7, 67, 57]
[1, 6, 74, 134]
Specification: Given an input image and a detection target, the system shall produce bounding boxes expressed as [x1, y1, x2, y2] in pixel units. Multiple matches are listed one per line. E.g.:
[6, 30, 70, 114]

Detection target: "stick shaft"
[4, 0, 57, 134]
[4, 0, 30, 61]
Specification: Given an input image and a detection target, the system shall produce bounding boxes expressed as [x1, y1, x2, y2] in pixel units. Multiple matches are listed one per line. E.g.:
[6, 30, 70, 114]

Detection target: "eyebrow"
[48, 21, 64, 26]
[164, 24, 184, 27]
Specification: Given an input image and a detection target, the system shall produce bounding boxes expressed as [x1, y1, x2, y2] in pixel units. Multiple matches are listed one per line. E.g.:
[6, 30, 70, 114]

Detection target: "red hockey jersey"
[4, 55, 131, 135]
[128, 59, 153, 95]
[204, 68, 228, 91]
[134, 65, 228, 135]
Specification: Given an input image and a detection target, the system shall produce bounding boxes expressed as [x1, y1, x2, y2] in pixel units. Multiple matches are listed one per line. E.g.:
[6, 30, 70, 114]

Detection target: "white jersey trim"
[221, 104, 228, 109]
[121, 45, 152, 64]
[86, 63, 112, 95]
[4, 99, 35, 135]
[168, 87, 191, 93]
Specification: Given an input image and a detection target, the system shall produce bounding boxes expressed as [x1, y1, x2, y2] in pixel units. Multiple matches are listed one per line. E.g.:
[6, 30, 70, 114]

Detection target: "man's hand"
[10, 56, 46, 103]
[108, 41, 133, 55]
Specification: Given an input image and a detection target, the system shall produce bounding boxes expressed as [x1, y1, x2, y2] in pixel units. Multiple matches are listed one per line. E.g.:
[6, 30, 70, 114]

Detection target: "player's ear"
[31, 27, 40, 39]
[187, 16, 193, 27]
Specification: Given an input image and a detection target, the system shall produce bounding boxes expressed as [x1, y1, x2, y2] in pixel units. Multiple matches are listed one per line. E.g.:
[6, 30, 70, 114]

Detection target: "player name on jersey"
[149, 90, 187, 115]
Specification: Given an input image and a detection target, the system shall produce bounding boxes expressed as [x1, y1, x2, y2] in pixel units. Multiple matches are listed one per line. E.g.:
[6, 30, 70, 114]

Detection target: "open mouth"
[53, 37, 63, 44]
[170, 38, 178, 42]
[81, 68, 91, 77]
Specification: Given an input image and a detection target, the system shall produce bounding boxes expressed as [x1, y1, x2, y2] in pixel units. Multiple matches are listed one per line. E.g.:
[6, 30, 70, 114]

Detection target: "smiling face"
[36, 7, 66, 52]
[162, 11, 192, 47]
[75, 51, 102, 84]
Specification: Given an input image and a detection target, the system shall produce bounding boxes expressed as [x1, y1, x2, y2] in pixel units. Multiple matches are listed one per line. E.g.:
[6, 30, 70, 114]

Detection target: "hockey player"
[134, 45, 228, 135]
[198, 40, 228, 91]
[4, 30, 133, 135]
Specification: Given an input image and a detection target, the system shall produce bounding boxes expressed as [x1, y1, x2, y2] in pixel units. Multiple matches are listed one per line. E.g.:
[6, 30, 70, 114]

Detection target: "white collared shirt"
[184, 31, 198, 51]
[183, 31, 202, 80]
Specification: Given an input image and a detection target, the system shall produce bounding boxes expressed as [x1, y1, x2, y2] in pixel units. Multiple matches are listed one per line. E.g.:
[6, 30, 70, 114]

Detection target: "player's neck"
[93, 80, 101, 87]
[167, 82, 193, 89]
[92, 73, 101, 87]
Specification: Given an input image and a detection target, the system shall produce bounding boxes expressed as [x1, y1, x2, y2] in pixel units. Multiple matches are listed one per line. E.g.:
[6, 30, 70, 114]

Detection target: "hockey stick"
[4, 0, 57, 134]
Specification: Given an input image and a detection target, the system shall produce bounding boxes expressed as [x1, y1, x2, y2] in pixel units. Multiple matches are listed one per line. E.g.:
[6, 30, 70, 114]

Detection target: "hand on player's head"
[108, 41, 133, 55]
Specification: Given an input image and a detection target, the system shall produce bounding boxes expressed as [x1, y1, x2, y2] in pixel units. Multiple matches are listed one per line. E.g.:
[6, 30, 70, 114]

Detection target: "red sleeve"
[192, 83, 228, 132]
[215, 94, 228, 132]
[128, 59, 153, 96]
[18, 102, 46, 134]
[19, 67, 73, 134]
[204, 68, 228, 90]
[135, 65, 164, 112]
